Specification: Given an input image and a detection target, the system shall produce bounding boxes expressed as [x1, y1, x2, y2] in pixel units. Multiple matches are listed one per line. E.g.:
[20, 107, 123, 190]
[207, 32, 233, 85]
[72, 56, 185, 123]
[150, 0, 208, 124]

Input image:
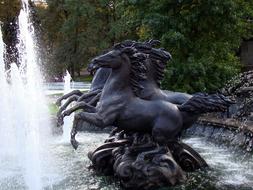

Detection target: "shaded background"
[1, 0, 253, 93]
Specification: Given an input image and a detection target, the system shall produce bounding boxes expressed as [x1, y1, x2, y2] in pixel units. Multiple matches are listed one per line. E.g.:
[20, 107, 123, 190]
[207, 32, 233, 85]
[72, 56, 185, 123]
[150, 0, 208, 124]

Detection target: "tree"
[35, 0, 253, 89]
[38, 0, 130, 79]
[0, 0, 21, 66]
[120, 0, 253, 93]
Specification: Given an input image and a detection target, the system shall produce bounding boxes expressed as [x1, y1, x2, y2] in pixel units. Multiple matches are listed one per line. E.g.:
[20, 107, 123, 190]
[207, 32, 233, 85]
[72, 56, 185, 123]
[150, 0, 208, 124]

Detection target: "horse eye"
[110, 52, 117, 57]
[109, 53, 114, 58]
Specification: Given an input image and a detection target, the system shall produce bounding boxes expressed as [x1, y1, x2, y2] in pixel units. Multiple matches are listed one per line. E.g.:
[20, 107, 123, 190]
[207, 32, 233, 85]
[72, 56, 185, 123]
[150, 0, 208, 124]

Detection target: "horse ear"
[133, 52, 147, 60]
[113, 43, 124, 49]
[121, 40, 136, 47]
[121, 47, 137, 55]
[146, 39, 161, 47]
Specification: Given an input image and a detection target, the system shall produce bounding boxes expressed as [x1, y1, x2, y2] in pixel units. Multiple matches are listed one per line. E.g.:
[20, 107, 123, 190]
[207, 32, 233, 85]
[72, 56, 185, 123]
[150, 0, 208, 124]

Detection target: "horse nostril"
[87, 64, 93, 72]
[93, 58, 98, 63]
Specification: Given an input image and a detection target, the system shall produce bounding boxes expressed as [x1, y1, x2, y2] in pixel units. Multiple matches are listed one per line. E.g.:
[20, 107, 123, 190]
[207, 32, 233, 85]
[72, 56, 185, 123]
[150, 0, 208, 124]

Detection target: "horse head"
[88, 43, 149, 97]
[88, 44, 137, 73]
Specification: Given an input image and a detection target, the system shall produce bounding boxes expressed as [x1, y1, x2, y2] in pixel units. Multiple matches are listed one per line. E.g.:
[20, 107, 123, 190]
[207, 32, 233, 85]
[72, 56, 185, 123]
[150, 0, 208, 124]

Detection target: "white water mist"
[62, 70, 74, 142]
[0, 1, 51, 189]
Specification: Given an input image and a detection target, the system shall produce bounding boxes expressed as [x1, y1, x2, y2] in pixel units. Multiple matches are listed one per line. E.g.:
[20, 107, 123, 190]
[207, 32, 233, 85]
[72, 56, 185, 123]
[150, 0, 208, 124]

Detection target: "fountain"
[1, 2, 253, 189]
[62, 70, 74, 142]
[194, 70, 253, 152]
[0, 18, 13, 159]
[0, 0, 51, 189]
[56, 41, 240, 189]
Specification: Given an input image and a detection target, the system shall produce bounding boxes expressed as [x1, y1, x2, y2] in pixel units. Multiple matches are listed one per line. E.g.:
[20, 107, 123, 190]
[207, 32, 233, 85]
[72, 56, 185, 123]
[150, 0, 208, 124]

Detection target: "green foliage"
[48, 103, 58, 115]
[75, 75, 93, 82]
[0, 0, 21, 65]
[0, 0, 20, 22]
[38, 0, 131, 79]
[120, 0, 253, 93]
[35, 0, 253, 92]
[1, 0, 253, 92]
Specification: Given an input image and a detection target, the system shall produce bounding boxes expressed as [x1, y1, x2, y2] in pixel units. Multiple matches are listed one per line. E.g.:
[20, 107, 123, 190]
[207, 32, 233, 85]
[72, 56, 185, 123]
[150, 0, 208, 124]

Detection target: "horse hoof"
[56, 122, 63, 127]
[57, 116, 64, 127]
[71, 139, 79, 150]
[55, 100, 61, 106]
[74, 113, 82, 120]
[62, 111, 69, 117]
[88, 151, 93, 160]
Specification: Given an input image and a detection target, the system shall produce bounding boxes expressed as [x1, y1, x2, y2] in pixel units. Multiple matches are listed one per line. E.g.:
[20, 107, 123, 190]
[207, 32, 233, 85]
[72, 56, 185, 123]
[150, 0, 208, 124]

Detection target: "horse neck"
[102, 58, 134, 97]
[90, 68, 111, 91]
[140, 59, 161, 95]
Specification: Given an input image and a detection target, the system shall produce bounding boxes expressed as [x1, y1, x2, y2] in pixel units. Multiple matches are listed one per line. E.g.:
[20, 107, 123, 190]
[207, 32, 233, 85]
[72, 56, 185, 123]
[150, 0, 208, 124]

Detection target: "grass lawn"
[47, 90, 89, 115]
[48, 103, 58, 115]
[75, 75, 93, 82]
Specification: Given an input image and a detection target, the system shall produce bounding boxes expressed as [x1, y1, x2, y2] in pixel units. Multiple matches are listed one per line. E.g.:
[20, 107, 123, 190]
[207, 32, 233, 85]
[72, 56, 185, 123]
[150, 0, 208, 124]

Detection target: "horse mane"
[148, 48, 171, 86]
[113, 40, 171, 95]
[131, 40, 171, 87]
[114, 43, 148, 96]
[129, 52, 148, 96]
[121, 40, 172, 87]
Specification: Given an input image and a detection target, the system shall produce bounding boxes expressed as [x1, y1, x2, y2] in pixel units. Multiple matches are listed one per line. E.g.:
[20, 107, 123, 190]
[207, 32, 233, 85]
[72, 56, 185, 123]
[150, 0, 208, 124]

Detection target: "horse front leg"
[55, 90, 83, 106]
[77, 89, 102, 102]
[87, 92, 101, 106]
[57, 102, 96, 126]
[57, 89, 102, 120]
[71, 112, 114, 149]
[56, 95, 79, 117]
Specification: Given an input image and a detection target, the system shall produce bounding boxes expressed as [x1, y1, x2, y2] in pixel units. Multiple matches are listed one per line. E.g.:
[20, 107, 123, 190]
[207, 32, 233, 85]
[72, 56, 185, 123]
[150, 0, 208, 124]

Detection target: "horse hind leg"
[71, 115, 83, 149]
[152, 116, 182, 145]
[71, 112, 113, 149]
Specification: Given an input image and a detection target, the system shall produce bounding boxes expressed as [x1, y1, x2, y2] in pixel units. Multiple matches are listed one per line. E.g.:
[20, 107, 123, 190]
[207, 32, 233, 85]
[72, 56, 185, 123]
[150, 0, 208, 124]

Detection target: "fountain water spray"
[0, 21, 13, 157]
[0, 1, 51, 189]
[15, 0, 51, 189]
[62, 70, 74, 142]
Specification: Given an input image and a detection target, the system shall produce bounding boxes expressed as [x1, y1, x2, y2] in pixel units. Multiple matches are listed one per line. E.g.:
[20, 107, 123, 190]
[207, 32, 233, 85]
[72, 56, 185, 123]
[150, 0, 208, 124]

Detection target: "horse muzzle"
[87, 61, 100, 75]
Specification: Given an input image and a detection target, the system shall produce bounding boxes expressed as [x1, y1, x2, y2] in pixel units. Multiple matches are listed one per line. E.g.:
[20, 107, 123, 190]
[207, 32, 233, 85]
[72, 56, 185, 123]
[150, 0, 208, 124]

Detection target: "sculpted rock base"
[88, 130, 207, 189]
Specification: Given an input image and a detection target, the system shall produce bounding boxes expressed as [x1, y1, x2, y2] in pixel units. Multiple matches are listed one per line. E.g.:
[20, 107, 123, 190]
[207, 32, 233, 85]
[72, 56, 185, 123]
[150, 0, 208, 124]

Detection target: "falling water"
[0, 1, 51, 189]
[0, 21, 13, 158]
[16, 0, 51, 189]
[0, 25, 6, 136]
[62, 71, 74, 142]
[0, 25, 4, 72]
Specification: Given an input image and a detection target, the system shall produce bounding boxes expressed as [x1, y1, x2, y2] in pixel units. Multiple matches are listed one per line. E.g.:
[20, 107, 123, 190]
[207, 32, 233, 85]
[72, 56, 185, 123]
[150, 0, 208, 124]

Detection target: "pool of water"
[0, 132, 119, 190]
[177, 137, 253, 190]
[1, 129, 253, 190]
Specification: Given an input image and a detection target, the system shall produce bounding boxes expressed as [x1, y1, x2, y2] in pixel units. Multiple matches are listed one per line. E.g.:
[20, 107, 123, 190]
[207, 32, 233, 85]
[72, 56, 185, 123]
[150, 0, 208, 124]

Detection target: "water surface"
[1, 130, 253, 190]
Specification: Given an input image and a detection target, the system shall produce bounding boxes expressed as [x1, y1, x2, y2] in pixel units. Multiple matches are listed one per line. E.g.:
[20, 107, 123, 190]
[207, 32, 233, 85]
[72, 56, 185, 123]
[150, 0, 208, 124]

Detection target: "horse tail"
[177, 93, 234, 114]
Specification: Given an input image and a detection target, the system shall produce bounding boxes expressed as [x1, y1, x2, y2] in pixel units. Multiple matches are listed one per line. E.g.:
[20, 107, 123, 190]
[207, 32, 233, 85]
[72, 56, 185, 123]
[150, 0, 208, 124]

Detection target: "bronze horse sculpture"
[55, 67, 110, 118]
[63, 44, 232, 149]
[56, 42, 233, 189]
[56, 40, 192, 121]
